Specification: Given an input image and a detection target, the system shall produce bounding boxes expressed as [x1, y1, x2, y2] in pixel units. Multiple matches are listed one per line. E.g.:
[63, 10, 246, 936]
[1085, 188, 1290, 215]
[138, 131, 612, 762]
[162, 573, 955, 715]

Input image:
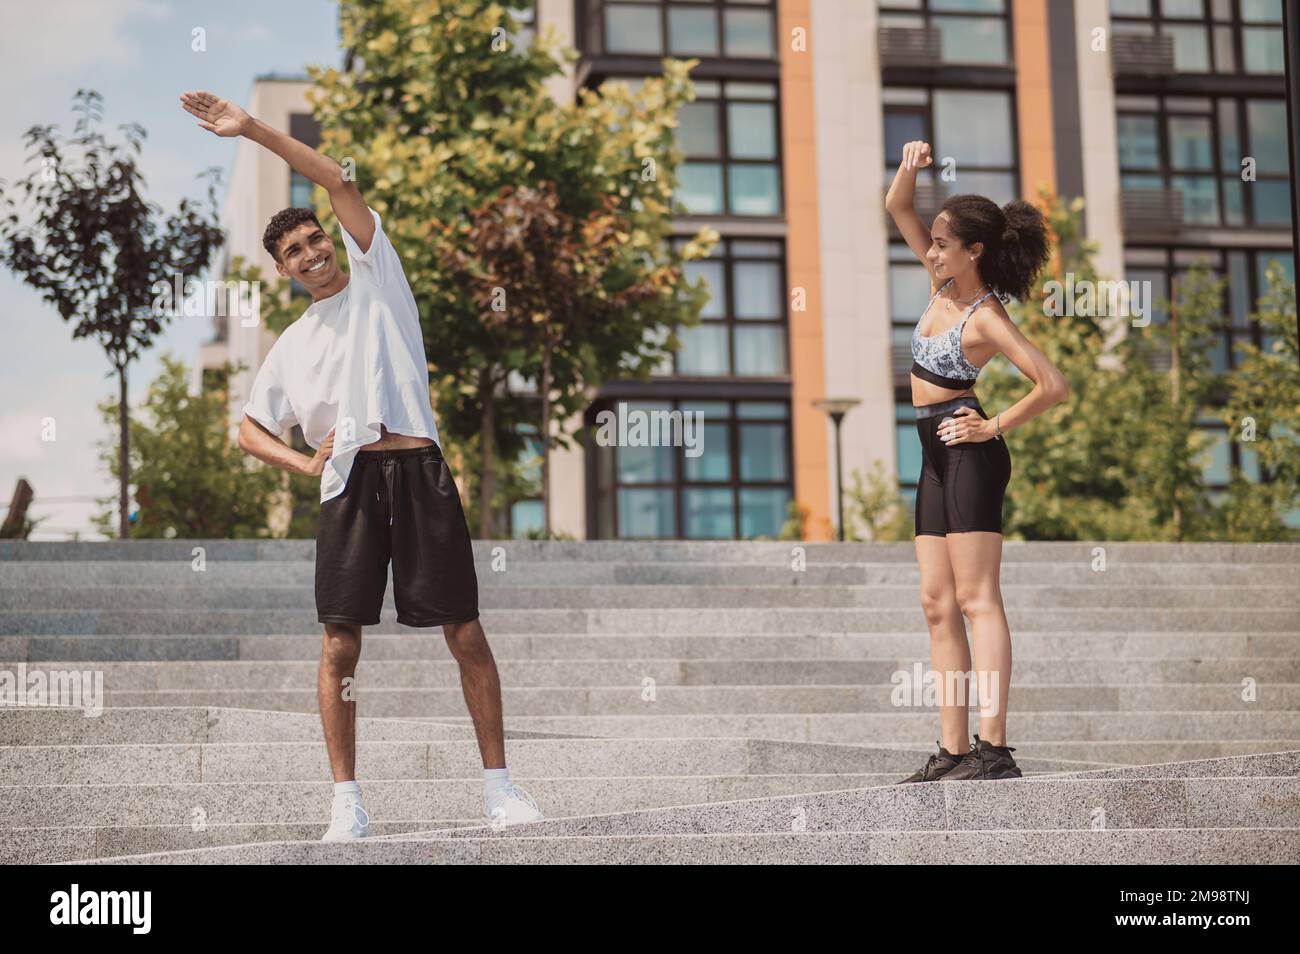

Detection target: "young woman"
[885, 140, 1067, 783]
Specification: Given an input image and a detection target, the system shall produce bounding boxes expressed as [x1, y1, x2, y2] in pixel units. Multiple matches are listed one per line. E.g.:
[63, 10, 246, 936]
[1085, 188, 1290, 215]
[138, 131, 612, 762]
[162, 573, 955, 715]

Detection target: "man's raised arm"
[179, 89, 375, 252]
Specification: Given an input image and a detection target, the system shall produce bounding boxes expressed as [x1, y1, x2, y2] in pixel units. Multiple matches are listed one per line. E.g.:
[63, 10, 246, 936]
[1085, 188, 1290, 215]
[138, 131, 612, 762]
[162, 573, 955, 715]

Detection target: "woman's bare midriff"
[359, 424, 436, 451]
[910, 375, 975, 407]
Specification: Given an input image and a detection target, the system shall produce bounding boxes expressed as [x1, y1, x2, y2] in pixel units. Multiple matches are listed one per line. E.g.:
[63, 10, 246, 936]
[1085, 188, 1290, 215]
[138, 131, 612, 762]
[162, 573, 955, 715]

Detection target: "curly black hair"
[262, 207, 324, 263]
[937, 194, 1051, 302]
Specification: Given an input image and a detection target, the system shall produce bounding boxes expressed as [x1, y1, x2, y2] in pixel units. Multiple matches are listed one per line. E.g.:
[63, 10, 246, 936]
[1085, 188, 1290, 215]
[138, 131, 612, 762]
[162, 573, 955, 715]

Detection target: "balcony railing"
[883, 181, 951, 235]
[878, 25, 943, 69]
[1120, 187, 1185, 236]
[1111, 33, 1176, 77]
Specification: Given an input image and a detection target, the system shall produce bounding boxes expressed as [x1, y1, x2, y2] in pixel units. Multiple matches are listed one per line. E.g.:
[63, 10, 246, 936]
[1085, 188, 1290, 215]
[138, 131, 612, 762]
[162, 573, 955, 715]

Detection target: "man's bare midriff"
[358, 424, 436, 451]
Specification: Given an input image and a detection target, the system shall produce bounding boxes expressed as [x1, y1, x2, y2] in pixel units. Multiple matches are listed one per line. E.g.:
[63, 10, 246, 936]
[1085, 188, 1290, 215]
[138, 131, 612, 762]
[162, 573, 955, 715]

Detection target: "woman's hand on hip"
[939, 407, 995, 445]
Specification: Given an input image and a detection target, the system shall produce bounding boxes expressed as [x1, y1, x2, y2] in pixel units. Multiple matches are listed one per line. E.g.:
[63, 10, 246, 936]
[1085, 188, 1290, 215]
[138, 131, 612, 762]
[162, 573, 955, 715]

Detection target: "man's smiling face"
[274, 222, 339, 290]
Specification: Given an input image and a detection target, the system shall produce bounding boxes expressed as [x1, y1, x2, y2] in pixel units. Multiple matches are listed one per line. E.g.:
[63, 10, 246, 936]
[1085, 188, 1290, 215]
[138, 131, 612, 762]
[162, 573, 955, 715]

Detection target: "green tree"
[443, 182, 691, 534]
[92, 355, 282, 538]
[1218, 261, 1300, 540]
[976, 189, 1295, 541]
[0, 90, 225, 538]
[305, 0, 716, 535]
[220, 254, 303, 336]
[845, 461, 914, 542]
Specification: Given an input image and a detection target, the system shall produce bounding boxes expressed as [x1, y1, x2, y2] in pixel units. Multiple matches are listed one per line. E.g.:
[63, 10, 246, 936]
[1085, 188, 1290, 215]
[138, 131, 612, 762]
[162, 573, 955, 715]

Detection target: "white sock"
[484, 767, 511, 795]
[334, 780, 362, 799]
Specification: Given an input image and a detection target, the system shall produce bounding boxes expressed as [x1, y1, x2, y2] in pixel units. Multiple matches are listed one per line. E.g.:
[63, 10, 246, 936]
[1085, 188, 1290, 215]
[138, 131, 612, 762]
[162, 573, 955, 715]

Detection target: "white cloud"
[0, 0, 171, 82]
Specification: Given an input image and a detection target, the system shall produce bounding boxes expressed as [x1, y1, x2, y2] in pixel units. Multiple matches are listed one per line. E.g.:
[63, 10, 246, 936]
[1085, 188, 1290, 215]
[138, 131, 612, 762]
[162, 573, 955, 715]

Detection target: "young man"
[180, 90, 543, 839]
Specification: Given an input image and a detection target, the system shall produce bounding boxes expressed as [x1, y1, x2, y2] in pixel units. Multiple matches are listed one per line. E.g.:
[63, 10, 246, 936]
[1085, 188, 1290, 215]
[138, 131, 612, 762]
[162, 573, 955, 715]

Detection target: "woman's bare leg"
[945, 531, 1010, 745]
[915, 535, 971, 754]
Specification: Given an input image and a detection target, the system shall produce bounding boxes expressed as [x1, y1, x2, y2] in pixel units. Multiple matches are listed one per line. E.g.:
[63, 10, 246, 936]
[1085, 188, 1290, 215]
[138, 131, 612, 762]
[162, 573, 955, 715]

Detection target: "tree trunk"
[478, 366, 496, 538]
[117, 363, 129, 540]
[541, 331, 552, 538]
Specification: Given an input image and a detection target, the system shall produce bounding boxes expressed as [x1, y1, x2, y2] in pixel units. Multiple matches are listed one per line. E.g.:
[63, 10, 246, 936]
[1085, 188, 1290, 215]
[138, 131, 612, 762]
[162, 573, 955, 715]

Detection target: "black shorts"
[315, 443, 480, 627]
[914, 396, 1011, 536]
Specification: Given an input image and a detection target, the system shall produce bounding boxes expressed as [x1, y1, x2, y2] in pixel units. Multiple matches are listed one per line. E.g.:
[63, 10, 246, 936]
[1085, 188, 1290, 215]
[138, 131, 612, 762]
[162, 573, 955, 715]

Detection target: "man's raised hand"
[179, 91, 251, 138]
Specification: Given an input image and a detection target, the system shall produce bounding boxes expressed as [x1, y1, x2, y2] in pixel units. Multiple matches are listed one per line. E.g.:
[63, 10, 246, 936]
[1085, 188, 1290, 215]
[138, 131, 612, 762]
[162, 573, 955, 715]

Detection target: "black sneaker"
[940, 733, 1023, 781]
[895, 741, 968, 783]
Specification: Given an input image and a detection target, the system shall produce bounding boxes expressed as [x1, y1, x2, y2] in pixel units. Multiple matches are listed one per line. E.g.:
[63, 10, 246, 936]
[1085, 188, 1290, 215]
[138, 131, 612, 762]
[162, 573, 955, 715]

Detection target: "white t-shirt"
[241, 206, 441, 503]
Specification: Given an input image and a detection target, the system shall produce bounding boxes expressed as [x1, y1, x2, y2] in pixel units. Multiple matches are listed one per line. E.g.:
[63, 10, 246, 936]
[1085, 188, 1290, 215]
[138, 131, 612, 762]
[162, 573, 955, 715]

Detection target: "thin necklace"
[945, 282, 988, 309]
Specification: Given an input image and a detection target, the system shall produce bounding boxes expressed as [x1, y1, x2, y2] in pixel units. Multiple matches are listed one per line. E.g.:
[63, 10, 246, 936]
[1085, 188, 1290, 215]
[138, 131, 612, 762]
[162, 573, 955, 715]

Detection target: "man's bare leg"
[442, 618, 505, 769]
[318, 621, 363, 781]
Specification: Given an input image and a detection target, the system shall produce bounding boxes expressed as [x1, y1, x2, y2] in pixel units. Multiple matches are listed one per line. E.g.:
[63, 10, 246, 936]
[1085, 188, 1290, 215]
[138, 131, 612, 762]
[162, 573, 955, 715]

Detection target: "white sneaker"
[484, 783, 544, 829]
[321, 796, 371, 841]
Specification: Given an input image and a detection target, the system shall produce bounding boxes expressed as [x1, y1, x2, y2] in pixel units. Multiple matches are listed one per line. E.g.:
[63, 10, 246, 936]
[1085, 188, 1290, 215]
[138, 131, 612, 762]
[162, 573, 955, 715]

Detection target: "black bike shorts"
[914, 396, 1011, 536]
[315, 443, 480, 628]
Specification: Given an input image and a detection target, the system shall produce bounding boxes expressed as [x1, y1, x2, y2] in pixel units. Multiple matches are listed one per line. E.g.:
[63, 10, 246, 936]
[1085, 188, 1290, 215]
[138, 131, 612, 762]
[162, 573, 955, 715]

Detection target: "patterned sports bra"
[911, 277, 997, 391]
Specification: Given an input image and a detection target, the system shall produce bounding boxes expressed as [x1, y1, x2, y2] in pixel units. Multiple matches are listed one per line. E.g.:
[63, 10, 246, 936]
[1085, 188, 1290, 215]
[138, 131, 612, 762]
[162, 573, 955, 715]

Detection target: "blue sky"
[0, 0, 341, 539]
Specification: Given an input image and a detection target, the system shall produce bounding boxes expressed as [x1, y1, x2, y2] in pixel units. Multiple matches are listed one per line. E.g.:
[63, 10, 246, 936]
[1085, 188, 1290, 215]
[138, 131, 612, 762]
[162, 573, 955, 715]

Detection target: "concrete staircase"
[1, 539, 1297, 864]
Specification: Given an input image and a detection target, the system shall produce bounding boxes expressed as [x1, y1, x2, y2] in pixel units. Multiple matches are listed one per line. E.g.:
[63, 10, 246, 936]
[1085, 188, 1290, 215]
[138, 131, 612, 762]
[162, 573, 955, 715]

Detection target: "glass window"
[1201, 429, 1231, 484]
[683, 422, 731, 481]
[606, 4, 662, 53]
[510, 500, 544, 537]
[739, 488, 790, 537]
[734, 325, 786, 375]
[677, 323, 730, 374]
[1242, 27, 1284, 72]
[290, 170, 314, 208]
[727, 102, 778, 159]
[934, 90, 1015, 167]
[932, 16, 1007, 63]
[1118, 115, 1160, 168]
[619, 488, 676, 537]
[739, 423, 787, 480]
[723, 8, 774, 57]
[729, 239, 782, 257]
[684, 488, 734, 538]
[594, 397, 792, 539]
[733, 261, 782, 318]
[1212, 25, 1235, 72]
[1121, 173, 1164, 191]
[1216, 100, 1239, 172]
[890, 263, 933, 317]
[1252, 180, 1291, 227]
[680, 400, 730, 417]
[675, 81, 781, 217]
[896, 422, 923, 484]
[1167, 116, 1213, 170]
[1164, 24, 1210, 71]
[673, 237, 787, 377]
[669, 7, 719, 55]
[1127, 267, 1168, 327]
[678, 164, 725, 214]
[1221, 178, 1244, 226]
[735, 401, 789, 418]
[1246, 101, 1287, 173]
[885, 111, 927, 164]
[1228, 251, 1250, 328]
[931, 0, 1005, 10]
[1111, 0, 1283, 77]
[727, 165, 781, 215]
[679, 102, 722, 157]
[1240, 0, 1282, 20]
[685, 259, 727, 318]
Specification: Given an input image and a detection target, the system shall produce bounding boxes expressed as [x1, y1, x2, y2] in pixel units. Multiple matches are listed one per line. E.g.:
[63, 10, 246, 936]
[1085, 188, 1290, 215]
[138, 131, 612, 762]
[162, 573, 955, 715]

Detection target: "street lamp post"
[813, 398, 862, 542]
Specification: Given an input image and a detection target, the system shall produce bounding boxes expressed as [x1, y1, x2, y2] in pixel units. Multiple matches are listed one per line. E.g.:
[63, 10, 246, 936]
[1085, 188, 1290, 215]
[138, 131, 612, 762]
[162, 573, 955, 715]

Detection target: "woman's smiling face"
[927, 211, 982, 281]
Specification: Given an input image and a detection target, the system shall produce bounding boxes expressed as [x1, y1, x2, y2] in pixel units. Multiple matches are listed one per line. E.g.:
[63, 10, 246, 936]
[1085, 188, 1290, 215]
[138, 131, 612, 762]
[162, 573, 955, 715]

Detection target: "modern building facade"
[202, 0, 1295, 539]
